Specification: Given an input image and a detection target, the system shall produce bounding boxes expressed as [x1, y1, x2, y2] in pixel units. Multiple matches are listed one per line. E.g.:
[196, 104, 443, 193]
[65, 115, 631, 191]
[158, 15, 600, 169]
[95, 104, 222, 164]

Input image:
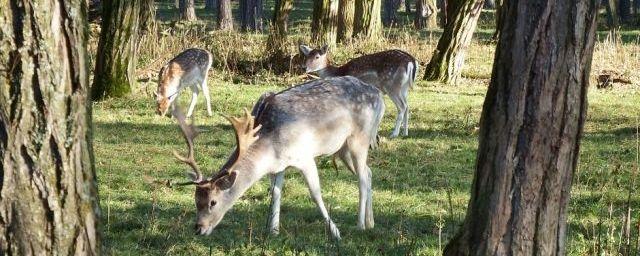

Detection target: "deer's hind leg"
[186, 84, 200, 117]
[200, 70, 213, 116]
[347, 136, 374, 230]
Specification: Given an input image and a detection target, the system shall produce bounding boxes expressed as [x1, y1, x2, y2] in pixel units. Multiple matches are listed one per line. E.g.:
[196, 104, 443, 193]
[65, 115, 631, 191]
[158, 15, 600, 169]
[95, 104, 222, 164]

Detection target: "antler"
[172, 107, 203, 184]
[222, 108, 262, 157]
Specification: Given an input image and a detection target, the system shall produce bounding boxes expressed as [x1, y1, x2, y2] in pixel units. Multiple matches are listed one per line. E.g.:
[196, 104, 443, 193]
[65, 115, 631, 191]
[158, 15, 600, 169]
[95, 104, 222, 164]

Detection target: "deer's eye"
[209, 200, 217, 208]
[315, 56, 319, 59]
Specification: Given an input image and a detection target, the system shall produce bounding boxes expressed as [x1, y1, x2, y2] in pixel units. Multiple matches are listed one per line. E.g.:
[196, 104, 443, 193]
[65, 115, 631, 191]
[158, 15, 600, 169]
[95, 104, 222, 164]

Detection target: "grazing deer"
[156, 48, 213, 117]
[171, 76, 385, 239]
[299, 45, 418, 138]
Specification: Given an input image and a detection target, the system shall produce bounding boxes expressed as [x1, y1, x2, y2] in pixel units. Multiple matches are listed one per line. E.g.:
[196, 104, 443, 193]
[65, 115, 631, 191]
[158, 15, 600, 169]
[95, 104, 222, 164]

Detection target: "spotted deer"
[170, 76, 385, 240]
[155, 48, 213, 117]
[299, 45, 418, 138]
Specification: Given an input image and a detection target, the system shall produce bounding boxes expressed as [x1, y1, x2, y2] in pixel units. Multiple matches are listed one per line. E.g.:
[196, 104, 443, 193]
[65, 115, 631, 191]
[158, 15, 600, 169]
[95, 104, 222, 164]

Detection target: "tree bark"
[619, 0, 631, 23]
[267, 0, 294, 63]
[491, 0, 502, 40]
[415, 0, 437, 29]
[442, 0, 598, 255]
[338, 0, 356, 42]
[240, 0, 264, 31]
[383, 0, 401, 26]
[218, 0, 234, 30]
[0, 0, 100, 255]
[312, 0, 339, 46]
[180, 0, 197, 21]
[354, 0, 382, 39]
[93, 0, 142, 100]
[140, 0, 156, 35]
[422, 0, 483, 84]
[483, 0, 494, 8]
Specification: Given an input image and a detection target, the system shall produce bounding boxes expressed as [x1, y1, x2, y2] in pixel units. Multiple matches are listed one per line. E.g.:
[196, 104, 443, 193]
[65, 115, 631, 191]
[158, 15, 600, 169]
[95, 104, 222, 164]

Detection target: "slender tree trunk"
[606, 0, 620, 29]
[634, 0, 640, 14]
[440, 0, 448, 26]
[240, 0, 264, 31]
[354, 0, 382, 39]
[491, 0, 502, 40]
[206, 0, 217, 10]
[268, 0, 294, 63]
[405, 0, 412, 13]
[619, 0, 631, 23]
[423, 0, 483, 84]
[0, 0, 100, 255]
[175, 0, 180, 8]
[338, 0, 356, 42]
[312, 0, 339, 46]
[443, 0, 598, 255]
[140, 0, 156, 35]
[93, 0, 142, 100]
[218, 0, 234, 30]
[383, 0, 401, 26]
[180, 0, 197, 21]
[415, 0, 437, 29]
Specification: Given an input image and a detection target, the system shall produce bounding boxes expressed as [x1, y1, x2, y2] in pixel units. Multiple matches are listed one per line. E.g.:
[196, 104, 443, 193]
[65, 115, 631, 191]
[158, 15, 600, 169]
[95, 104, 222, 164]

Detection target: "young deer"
[156, 48, 213, 117]
[171, 76, 385, 239]
[299, 45, 418, 138]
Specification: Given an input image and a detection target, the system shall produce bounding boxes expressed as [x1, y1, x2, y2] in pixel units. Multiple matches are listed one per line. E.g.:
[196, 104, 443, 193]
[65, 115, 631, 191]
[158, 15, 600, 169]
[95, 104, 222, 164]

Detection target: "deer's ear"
[320, 45, 329, 54]
[299, 44, 312, 56]
[213, 171, 237, 191]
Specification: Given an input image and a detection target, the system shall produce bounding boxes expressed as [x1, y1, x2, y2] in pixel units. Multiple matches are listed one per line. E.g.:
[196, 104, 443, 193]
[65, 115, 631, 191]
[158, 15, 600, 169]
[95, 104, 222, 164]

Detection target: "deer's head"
[155, 65, 180, 116]
[171, 108, 261, 235]
[299, 44, 329, 74]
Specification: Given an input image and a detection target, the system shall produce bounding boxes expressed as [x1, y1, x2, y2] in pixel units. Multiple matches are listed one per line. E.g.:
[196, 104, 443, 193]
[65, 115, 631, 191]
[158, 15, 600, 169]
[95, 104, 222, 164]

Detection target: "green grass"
[91, 1, 640, 255]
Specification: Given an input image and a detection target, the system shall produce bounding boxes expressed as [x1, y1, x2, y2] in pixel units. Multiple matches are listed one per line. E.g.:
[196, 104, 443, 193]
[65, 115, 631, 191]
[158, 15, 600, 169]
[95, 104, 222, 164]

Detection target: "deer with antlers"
[171, 76, 385, 239]
[299, 45, 418, 138]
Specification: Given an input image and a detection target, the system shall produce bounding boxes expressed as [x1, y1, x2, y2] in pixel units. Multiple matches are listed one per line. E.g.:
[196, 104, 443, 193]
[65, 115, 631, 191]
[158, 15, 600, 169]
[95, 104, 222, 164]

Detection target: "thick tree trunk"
[140, 0, 156, 35]
[383, 0, 401, 26]
[312, 0, 339, 46]
[423, 0, 483, 84]
[93, 0, 142, 100]
[491, 0, 502, 40]
[206, 0, 217, 10]
[338, 0, 356, 42]
[267, 0, 294, 63]
[180, 0, 197, 21]
[443, 0, 598, 255]
[415, 0, 437, 29]
[354, 0, 382, 39]
[0, 0, 100, 255]
[218, 0, 234, 30]
[240, 0, 264, 31]
[619, 0, 631, 23]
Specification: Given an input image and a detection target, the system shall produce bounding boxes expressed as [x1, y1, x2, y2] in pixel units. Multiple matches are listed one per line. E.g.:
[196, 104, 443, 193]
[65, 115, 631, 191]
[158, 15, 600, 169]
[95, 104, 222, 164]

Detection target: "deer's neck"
[316, 64, 345, 78]
[226, 141, 277, 200]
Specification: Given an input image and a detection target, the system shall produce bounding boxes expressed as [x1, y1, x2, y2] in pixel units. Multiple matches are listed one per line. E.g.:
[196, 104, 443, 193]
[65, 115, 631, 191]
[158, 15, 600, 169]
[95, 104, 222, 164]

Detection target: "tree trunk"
[483, 0, 495, 8]
[93, 0, 142, 100]
[440, 0, 448, 26]
[415, 0, 437, 29]
[267, 0, 294, 63]
[0, 0, 100, 255]
[354, 0, 382, 39]
[383, 0, 401, 26]
[634, 0, 640, 14]
[206, 0, 217, 10]
[180, 0, 197, 21]
[606, 0, 620, 29]
[175, 0, 180, 8]
[140, 0, 156, 35]
[312, 0, 339, 46]
[405, 0, 412, 13]
[422, 0, 483, 84]
[240, 0, 264, 31]
[338, 0, 356, 42]
[491, 0, 502, 40]
[442, 0, 598, 255]
[218, 0, 234, 30]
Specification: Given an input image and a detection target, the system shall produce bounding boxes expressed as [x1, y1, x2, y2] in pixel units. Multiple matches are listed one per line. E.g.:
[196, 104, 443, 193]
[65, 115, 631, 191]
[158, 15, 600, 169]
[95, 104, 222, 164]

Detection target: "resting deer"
[155, 48, 213, 117]
[171, 76, 385, 240]
[299, 45, 418, 138]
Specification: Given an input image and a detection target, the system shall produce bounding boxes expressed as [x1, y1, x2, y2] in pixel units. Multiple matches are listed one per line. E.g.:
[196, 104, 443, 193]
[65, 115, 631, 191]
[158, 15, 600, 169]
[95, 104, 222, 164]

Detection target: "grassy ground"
[92, 1, 640, 255]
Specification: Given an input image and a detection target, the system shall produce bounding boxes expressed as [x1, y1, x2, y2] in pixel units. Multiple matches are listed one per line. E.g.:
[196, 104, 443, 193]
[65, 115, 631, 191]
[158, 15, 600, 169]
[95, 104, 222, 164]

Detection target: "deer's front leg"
[186, 89, 199, 117]
[268, 171, 285, 235]
[297, 160, 341, 240]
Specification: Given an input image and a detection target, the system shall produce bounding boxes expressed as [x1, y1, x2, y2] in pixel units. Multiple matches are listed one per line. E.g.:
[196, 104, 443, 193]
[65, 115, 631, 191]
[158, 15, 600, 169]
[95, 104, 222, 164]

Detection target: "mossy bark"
[312, 0, 339, 46]
[140, 0, 156, 35]
[422, 0, 483, 84]
[414, 0, 436, 29]
[353, 0, 382, 40]
[443, 0, 598, 254]
[337, 0, 355, 42]
[92, 0, 141, 100]
[0, 0, 100, 254]
[218, 0, 234, 30]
